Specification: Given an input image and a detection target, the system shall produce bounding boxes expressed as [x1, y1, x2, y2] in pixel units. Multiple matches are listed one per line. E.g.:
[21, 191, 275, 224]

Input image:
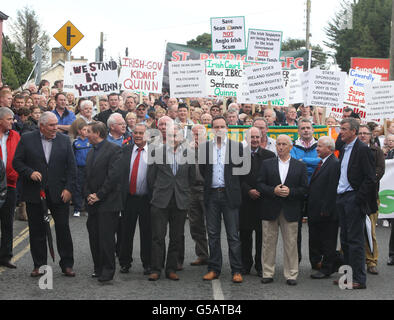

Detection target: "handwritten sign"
[169, 60, 206, 98]
[210, 16, 246, 52]
[63, 61, 119, 97]
[345, 69, 381, 106]
[246, 29, 282, 64]
[365, 81, 394, 121]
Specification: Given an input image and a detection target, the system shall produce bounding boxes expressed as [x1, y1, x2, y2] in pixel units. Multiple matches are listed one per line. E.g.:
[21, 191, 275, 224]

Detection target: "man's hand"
[87, 193, 100, 205]
[274, 185, 290, 198]
[248, 189, 261, 200]
[30, 171, 42, 182]
[61, 189, 72, 203]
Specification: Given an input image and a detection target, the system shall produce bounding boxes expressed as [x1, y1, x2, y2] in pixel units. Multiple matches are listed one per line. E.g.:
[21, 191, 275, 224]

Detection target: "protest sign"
[300, 70, 310, 105]
[365, 81, 394, 121]
[307, 69, 346, 108]
[210, 16, 246, 52]
[118, 57, 164, 94]
[351, 57, 390, 81]
[379, 159, 394, 219]
[206, 59, 243, 98]
[63, 61, 119, 97]
[169, 60, 206, 98]
[246, 29, 282, 64]
[287, 69, 304, 104]
[325, 105, 370, 124]
[244, 62, 286, 103]
[345, 69, 381, 106]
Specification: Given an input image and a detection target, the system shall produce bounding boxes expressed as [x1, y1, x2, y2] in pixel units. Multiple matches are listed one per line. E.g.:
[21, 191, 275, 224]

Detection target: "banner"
[169, 60, 206, 98]
[351, 57, 390, 82]
[210, 16, 246, 52]
[379, 159, 394, 219]
[246, 29, 282, 64]
[118, 57, 164, 94]
[365, 81, 394, 121]
[164, 42, 308, 90]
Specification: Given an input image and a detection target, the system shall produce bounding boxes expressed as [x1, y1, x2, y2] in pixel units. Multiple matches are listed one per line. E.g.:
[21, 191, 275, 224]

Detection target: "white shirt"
[0, 133, 8, 168]
[212, 137, 227, 188]
[278, 156, 291, 185]
[129, 144, 148, 195]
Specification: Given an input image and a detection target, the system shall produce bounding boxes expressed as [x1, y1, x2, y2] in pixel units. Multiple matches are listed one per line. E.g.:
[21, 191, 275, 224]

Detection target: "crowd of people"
[0, 78, 393, 289]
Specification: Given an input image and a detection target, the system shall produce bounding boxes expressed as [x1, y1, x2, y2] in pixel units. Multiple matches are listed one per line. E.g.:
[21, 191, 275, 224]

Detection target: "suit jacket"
[370, 144, 385, 201]
[199, 139, 244, 209]
[240, 147, 276, 228]
[256, 157, 308, 222]
[13, 130, 77, 204]
[147, 144, 195, 210]
[307, 154, 340, 222]
[84, 139, 123, 213]
[339, 138, 376, 213]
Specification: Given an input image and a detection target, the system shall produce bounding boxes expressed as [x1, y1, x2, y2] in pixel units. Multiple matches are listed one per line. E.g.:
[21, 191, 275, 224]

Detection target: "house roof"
[0, 11, 9, 20]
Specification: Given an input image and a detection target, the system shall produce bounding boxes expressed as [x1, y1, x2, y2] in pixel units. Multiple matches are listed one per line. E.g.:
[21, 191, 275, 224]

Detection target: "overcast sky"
[2, 0, 344, 63]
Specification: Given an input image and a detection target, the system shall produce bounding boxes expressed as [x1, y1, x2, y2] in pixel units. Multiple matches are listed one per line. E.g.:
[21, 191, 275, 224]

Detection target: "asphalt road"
[0, 211, 393, 301]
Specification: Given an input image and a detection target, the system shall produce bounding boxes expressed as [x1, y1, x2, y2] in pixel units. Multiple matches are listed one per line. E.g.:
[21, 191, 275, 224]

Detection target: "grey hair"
[0, 107, 14, 120]
[340, 118, 360, 134]
[134, 122, 148, 130]
[264, 109, 276, 119]
[80, 100, 93, 111]
[298, 117, 313, 128]
[318, 136, 335, 151]
[158, 116, 174, 126]
[38, 111, 57, 126]
[276, 134, 293, 145]
[107, 112, 124, 128]
[253, 117, 268, 127]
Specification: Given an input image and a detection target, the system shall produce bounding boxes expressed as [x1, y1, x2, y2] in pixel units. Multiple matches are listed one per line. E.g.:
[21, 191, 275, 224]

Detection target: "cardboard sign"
[206, 59, 243, 98]
[287, 69, 304, 104]
[63, 61, 119, 97]
[351, 57, 390, 81]
[169, 60, 206, 98]
[118, 57, 164, 94]
[301, 70, 310, 105]
[365, 81, 394, 121]
[244, 62, 286, 103]
[210, 16, 246, 52]
[345, 69, 381, 106]
[246, 29, 282, 64]
[307, 69, 346, 108]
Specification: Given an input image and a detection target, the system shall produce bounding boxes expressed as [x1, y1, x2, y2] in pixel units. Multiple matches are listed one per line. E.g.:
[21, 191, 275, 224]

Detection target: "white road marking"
[212, 279, 225, 300]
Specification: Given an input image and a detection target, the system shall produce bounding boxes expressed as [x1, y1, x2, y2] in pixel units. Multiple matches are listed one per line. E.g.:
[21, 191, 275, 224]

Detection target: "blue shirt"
[73, 137, 92, 167]
[52, 108, 76, 125]
[107, 134, 124, 147]
[337, 137, 357, 194]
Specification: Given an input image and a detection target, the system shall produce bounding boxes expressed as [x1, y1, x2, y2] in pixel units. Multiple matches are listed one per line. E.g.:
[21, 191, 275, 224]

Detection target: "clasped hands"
[274, 184, 290, 198]
[87, 193, 100, 205]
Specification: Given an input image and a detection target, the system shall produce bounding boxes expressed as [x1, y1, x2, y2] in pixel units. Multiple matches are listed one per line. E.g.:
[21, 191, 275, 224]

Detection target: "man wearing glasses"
[106, 113, 132, 147]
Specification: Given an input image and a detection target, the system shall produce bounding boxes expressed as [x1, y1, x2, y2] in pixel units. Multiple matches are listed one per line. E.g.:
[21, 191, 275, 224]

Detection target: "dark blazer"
[84, 139, 123, 213]
[256, 157, 308, 222]
[13, 130, 77, 204]
[199, 139, 244, 209]
[339, 138, 376, 213]
[240, 147, 276, 228]
[307, 154, 340, 222]
[96, 108, 128, 126]
[147, 145, 195, 210]
[370, 144, 385, 200]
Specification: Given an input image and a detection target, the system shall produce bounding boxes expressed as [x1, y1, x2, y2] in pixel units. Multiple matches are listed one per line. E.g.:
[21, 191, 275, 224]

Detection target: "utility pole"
[306, 0, 311, 50]
[390, 0, 394, 80]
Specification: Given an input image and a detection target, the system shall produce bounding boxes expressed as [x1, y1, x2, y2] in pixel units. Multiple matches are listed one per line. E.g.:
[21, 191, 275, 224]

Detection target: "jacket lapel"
[283, 158, 293, 186]
[34, 131, 48, 165]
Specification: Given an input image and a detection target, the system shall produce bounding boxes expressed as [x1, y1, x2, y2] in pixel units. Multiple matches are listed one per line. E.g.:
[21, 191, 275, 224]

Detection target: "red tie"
[129, 147, 143, 195]
[312, 160, 323, 178]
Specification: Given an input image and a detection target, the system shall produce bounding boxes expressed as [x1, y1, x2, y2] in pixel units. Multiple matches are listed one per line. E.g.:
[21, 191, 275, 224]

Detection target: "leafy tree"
[187, 33, 212, 50]
[324, 0, 391, 71]
[281, 38, 328, 68]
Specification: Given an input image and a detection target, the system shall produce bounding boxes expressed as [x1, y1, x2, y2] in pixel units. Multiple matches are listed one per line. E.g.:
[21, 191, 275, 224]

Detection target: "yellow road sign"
[53, 21, 84, 51]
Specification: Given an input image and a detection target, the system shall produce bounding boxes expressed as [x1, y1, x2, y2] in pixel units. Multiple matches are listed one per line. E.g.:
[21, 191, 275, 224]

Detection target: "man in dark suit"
[307, 136, 340, 279]
[118, 123, 152, 275]
[257, 135, 308, 286]
[95, 93, 127, 126]
[13, 112, 77, 277]
[84, 121, 122, 282]
[240, 127, 275, 277]
[147, 123, 195, 281]
[199, 116, 246, 283]
[334, 118, 376, 290]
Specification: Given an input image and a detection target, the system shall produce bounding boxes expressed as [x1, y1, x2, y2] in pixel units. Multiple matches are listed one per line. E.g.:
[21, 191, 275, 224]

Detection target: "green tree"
[281, 38, 328, 68]
[324, 0, 391, 71]
[9, 6, 50, 63]
[186, 33, 212, 50]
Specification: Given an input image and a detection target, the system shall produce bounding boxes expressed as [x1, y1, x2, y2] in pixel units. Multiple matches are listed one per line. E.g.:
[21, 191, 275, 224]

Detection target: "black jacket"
[95, 108, 128, 127]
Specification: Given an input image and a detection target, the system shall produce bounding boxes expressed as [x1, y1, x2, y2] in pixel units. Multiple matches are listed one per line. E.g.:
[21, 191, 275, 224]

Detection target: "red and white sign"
[351, 57, 390, 82]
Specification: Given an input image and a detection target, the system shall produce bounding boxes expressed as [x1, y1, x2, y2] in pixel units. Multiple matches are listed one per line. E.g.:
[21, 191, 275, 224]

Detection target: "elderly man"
[96, 93, 128, 126]
[308, 136, 340, 279]
[13, 112, 77, 277]
[264, 109, 279, 126]
[240, 127, 275, 276]
[283, 106, 298, 126]
[107, 113, 131, 146]
[52, 93, 76, 134]
[0, 108, 20, 269]
[225, 108, 241, 126]
[167, 104, 178, 121]
[257, 135, 308, 286]
[201, 113, 213, 125]
[252, 118, 277, 154]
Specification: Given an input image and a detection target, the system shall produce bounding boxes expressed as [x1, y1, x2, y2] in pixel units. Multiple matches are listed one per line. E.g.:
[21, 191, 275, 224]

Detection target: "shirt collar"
[40, 132, 54, 142]
[134, 143, 147, 152]
[278, 156, 291, 164]
[345, 137, 357, 149]
[93, 139, 106, 150]
[213, 136, 227, 147]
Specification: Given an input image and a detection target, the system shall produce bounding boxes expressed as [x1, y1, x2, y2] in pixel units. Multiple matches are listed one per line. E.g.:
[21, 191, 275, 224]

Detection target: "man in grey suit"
[147, 123, 195, 281]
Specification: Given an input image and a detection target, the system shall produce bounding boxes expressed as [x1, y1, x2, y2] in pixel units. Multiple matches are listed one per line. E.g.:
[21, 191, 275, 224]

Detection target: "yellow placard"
[53, 21, 84, 52]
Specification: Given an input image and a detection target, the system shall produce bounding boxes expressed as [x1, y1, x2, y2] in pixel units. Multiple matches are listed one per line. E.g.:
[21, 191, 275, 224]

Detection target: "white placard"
[365, 81, 394, 121]
[206, 59, 243, 98]
[246, 29, 282, 64]
[63, 61, 119, 97]
[210, 16, 246, 52]
[244, 62, 286, 103]
[345, 69, 381, 106]
[307, 69, 346, 108]
[118, 57, 164, 94]
[287, 69, 304, 104]
[169, 61, 206, 98]
[379, 159, 394, 219]
[301, 70, 310, 105]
